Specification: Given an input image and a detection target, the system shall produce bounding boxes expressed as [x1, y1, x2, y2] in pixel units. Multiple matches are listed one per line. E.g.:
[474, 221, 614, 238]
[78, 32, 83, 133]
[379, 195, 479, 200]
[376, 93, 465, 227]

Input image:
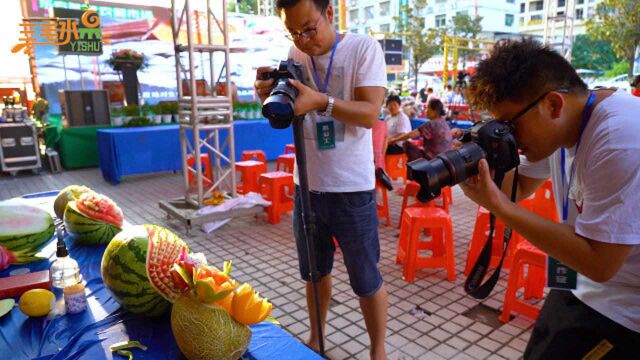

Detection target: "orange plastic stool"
[398, 181, 449, 228]
[375, 181, 391, 227]
[241, 150, 267, 163]
[385, 153, 407, 184]
[463, 206, 518, 275]
[187, 153, 213, 187]
[396, 207, 456, 282]
[276, 153, 295, 173]
[499, 240, 547, 323]
[258, 171, 294, 224]
[531, 179, 558, 222]
[285, 144, 295, 154]
[235, 160, 267, 194]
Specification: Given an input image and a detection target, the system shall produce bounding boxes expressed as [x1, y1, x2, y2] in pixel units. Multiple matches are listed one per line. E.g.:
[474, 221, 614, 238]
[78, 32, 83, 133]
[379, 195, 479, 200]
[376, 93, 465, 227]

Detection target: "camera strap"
[463, 167, 519, 299]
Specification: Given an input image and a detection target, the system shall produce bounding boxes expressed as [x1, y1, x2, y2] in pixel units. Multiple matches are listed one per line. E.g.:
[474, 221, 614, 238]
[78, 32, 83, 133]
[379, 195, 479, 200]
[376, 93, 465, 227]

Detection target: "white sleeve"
[355, 38, 387, 88]
[518, 155, 551, 180]
[399, 113, 412, 133]
[575, 148, 640, 245]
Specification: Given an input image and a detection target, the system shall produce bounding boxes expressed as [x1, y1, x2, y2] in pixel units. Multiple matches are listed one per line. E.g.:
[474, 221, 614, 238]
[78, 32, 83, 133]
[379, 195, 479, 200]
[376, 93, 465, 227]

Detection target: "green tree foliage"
[571, 34, 619, 71]
[448, 13, 483, 69]
[393, 0, 441, 90]
[586, 0, 640, 81]
[228, 0, 258, 14]
[604, 60, 630, 78]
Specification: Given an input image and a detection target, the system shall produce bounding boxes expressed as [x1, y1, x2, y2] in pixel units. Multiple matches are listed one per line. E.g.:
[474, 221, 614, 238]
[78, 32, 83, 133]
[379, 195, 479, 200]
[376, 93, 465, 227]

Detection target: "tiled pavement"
[0, 167, 546, 360]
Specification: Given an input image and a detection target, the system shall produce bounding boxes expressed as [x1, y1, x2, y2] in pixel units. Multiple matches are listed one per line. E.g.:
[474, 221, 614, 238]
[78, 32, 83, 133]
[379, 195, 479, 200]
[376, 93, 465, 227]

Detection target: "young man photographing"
[254, 1, 388, 358]
[461, 38, 640, 358]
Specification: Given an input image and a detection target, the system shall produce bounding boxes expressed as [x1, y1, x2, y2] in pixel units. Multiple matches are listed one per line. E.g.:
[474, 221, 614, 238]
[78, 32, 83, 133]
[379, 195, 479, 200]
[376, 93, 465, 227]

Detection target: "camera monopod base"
[292, 115, 326, 357]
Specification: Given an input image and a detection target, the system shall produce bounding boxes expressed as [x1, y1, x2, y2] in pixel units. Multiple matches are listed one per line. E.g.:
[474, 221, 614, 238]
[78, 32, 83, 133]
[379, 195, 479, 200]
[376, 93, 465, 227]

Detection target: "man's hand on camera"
[459, 159, 510, 213]
[254, 66, 275, 104]
[287, 79, 328, 116]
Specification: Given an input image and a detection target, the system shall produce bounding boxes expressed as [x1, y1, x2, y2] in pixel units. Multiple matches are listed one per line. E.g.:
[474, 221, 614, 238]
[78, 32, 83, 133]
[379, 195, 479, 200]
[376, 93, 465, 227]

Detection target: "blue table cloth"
[410, 118, 474, 131]
[96, 121, 294, 185]
[0, 192, 320, 360]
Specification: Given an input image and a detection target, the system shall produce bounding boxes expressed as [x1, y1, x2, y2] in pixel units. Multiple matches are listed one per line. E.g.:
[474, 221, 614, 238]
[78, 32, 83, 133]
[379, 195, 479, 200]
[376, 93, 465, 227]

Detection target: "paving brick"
[497, 345, 523, 360]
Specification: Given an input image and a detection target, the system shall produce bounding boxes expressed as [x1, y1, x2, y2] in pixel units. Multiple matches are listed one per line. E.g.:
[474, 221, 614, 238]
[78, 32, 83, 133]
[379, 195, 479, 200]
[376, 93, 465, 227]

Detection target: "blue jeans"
[293, 186, 383, 297]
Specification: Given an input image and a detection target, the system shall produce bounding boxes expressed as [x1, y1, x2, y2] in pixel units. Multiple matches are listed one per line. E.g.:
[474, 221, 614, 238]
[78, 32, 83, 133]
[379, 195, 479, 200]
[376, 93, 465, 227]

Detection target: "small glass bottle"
[50, 239, 81, 291]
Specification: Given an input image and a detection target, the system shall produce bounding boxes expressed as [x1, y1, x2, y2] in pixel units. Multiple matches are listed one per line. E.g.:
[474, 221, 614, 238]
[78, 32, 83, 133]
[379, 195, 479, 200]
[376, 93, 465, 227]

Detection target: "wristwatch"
[319, 95, 335, 117]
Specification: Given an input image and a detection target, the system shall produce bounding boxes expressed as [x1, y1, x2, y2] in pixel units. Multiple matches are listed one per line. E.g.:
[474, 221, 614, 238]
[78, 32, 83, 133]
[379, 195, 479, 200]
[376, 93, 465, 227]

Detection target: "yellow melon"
[171, 294, 252, 360]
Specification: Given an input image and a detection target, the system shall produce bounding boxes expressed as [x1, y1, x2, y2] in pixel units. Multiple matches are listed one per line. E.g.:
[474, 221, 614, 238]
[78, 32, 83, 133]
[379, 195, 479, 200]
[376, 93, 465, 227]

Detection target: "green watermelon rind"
[101, 226, 171, 317]
[64, 201, 121, 245]
[0, 206, 55, 252]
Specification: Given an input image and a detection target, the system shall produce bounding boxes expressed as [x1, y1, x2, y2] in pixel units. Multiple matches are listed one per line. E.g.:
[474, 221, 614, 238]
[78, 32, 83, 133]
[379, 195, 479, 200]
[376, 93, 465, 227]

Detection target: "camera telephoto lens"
[262, 79, 298, 129]
[408, 142, 486, 202]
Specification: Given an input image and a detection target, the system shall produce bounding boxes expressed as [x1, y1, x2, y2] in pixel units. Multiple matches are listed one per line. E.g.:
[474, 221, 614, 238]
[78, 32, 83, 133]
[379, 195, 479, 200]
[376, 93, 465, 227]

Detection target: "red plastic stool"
[236, 160, 267, 194]
[187, 153, 213, 187]
[398, 181, 450, 228]
[499, 240, 547, 323]
[396, 207, 456, 282]
[375, 181, 391, 227]
[463, 207, 515, 275]
[285, 144, 295, 154]
[276, 153, 295, 173]
[531, 179, 558, 222]
[258, 171, 294, 224]
[385, 153, 407, 184]
[241, 150, 267, 163]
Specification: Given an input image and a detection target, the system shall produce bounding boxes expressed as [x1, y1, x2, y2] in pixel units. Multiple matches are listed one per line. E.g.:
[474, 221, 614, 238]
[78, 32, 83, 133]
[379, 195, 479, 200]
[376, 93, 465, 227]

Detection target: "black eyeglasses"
[285, 15, 324, 42]
[503, 88, 569, 131]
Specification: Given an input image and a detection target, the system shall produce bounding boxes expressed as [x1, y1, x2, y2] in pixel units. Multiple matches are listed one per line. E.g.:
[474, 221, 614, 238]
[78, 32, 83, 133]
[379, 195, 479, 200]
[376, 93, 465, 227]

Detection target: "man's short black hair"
[386, 95, 401, 106]
[275, 0, 330, 12]
[467, 37, 588, 110]
[446, 85, 452, 91]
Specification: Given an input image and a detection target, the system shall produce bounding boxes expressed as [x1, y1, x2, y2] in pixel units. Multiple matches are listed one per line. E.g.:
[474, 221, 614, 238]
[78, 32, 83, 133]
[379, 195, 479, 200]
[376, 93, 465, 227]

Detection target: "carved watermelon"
[0, 204, 54, 252]
[101, 224, 189, 316]
[53, 185, 92, 219]
[64, 192, 123, 245]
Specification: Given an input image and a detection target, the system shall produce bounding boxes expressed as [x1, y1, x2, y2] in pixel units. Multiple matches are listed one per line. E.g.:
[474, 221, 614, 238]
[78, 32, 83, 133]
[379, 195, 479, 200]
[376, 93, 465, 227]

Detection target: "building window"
[364, 26, 371, 35]
[380, 24, 390, 33]
[577, 0, 584, 3]
[507, 0, 515, 3]
[531, 1, 543, 11]
[505, 14, 514, 26]
[531, 14, 543, 21]
[576, 8, 584, 20]
[587, 6, 595, 19]
[349, 9, 358, 22]
[380, 1, 390, 16]
[364, 6, 374, 20]
[558, 0, 565, 7]
[435, 14, 446, 27]
[520, 3, 525, 12]
[519, 16, 525, 25]
[350, 28, 358, 34]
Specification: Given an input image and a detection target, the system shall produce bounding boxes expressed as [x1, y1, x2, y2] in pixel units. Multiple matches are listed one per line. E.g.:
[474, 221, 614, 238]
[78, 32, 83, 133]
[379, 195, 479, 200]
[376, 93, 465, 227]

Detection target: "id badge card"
[547, 256, 578, 290]
[316, 118, 336, 150]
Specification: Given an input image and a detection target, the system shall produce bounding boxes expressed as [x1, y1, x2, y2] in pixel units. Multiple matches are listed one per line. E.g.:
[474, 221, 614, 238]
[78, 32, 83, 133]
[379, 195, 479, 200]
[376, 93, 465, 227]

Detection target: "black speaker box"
[385, 53, 403, 66]
[63, 90, 111, 127]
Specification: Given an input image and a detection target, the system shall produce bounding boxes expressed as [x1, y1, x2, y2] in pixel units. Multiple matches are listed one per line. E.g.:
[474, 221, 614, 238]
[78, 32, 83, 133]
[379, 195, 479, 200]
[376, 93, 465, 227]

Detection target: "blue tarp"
[0, 192, 320, 360]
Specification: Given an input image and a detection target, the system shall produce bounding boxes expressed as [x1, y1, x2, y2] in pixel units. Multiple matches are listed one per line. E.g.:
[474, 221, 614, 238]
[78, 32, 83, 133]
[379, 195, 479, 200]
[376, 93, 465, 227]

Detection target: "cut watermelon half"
[144, 224, 190, 302]
[0, 204, 54, 252]
[76, 192, 123, 228]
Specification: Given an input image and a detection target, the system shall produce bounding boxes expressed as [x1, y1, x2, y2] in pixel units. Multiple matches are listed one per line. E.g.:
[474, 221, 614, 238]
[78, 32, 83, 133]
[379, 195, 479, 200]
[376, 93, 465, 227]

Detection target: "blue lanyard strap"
[311, 33, 339, 94]
[561, 92, 596, 221]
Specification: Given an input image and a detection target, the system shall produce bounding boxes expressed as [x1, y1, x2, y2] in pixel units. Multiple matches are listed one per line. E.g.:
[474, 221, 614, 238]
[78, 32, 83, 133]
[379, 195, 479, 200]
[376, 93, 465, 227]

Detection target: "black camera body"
[261, 60, 305, 129]
[408, 121, 519, 202]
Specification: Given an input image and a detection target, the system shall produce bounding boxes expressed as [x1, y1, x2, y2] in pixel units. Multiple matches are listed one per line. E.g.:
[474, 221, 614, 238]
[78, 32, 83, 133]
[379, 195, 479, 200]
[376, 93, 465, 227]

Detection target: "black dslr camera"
[260, 60, 305, 129]
[408, 121, 519, 202]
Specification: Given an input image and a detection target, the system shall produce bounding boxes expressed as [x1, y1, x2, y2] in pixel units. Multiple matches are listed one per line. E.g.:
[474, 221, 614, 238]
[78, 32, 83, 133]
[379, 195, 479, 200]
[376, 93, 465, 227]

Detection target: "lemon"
[19, 289, 55, 317]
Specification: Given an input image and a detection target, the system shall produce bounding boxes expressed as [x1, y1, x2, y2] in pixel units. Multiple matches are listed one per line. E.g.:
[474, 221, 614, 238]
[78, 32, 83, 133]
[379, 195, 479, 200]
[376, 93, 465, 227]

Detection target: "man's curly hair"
[467, 38, 587, 111]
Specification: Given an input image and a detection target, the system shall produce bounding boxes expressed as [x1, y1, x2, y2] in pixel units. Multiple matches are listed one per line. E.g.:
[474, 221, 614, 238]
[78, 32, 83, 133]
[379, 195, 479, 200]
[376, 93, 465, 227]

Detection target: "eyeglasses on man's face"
[285, 14, 324, 42]
[501, 88, 569, 132]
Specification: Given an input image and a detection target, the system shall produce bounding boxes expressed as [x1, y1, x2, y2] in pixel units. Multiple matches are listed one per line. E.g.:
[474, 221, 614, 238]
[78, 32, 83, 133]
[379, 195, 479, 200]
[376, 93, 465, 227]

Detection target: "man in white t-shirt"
[254, 0, 388, 358]
[461, 38, 640, 358]
[384, 94, 412, 154]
